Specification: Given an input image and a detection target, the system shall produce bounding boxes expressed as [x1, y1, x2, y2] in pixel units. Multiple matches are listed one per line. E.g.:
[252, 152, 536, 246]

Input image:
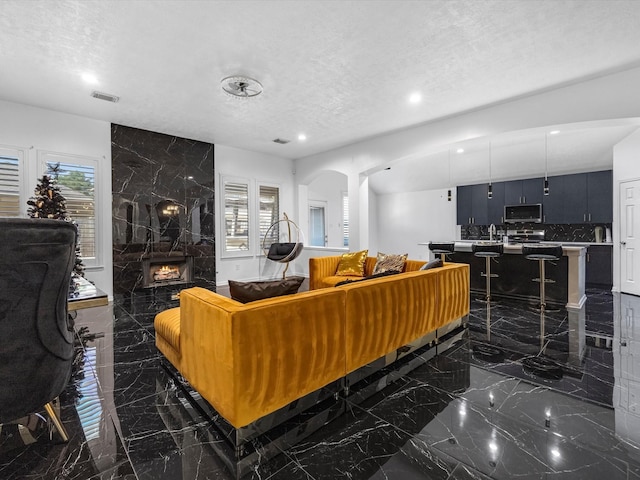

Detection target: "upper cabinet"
[459, 170, 612, 226]
[487, 181, 505, 224]
[543, 170, 612, 224]
[504, 177, 544, 205]
[457, 184, 489, 225]
[587, 170, 613, 223]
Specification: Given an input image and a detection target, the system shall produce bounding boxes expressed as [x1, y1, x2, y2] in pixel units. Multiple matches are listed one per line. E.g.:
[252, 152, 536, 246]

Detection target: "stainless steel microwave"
[504, 204, 543, 224]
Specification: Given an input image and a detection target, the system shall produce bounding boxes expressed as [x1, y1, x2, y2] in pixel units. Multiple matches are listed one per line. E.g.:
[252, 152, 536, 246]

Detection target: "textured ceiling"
[1, 0, 640, 160]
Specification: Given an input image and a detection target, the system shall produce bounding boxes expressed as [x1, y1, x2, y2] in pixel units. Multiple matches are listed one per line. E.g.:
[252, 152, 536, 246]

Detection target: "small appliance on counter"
[594, 226, 603, 243]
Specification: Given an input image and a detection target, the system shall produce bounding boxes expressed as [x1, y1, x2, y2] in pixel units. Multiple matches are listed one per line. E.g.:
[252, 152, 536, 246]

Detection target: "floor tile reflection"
[2, 287, 640, 479]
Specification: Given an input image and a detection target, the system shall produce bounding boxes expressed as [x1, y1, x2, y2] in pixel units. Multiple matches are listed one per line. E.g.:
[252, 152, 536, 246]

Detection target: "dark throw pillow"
[228, 276, 304, 303]
[419, 258, 443, 270]
[335, 270, 399, 287]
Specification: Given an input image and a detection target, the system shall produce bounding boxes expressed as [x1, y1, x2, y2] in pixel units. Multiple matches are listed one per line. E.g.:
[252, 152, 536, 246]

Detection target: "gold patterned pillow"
[335, 250, 368, 276]
[372, 252, 408, 275]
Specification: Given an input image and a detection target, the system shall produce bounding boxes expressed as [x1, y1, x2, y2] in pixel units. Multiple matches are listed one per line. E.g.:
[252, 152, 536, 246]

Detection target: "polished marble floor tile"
[4, 286, 640, 479]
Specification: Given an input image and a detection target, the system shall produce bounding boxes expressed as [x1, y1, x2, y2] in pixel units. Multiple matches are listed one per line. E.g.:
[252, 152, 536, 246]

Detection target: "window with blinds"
[259, 185, 279, 249]
[223, 181, 250, 252]
[48, 162, 96, 259]
[0, 156, 21, 217]
[343, 193, 349, 247]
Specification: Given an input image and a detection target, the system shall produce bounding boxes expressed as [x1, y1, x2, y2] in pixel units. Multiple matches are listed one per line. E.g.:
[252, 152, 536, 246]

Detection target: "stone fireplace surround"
[111, 124, 215, 295]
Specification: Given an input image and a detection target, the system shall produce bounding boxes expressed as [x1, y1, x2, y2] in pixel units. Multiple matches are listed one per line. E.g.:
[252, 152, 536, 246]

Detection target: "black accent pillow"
[228, 276, 304, 303]
[420, 258, 443, 270]
[335, 270, 398, 287]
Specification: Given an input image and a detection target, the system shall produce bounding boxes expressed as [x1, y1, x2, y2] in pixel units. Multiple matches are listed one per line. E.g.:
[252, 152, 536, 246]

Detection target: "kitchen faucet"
[489, 224, 496, 242]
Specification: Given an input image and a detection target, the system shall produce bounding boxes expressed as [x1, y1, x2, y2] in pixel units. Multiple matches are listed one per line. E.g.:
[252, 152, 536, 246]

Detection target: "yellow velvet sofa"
[154, 259, 469, 431]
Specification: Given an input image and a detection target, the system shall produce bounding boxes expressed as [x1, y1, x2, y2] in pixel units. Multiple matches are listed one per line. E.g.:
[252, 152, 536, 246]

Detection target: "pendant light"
[447, 149, 452, 201]
[543, 134, 550, 195]
[487, 141, 493, 199]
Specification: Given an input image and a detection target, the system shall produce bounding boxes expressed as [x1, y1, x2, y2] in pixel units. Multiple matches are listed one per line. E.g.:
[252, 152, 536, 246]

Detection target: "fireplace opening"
[142, 256, 193, 288]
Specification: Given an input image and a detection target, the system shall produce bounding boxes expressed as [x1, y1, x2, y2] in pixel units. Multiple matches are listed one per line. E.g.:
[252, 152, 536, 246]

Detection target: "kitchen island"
[420, 241, 586, 309]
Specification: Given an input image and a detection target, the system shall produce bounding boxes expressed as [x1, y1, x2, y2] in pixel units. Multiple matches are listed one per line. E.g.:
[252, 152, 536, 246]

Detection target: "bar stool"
[522, 244, 563, 312]
[472, 242, 503, 302]
[428, 242, 455, 264]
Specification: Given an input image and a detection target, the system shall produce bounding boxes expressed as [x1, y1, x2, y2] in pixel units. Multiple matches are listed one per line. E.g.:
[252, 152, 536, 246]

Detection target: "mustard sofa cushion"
[335, 270, 398, 286]
[335, 249, 368, 276]
[372, 252, 408, 275]
[155, 307, 181, 351]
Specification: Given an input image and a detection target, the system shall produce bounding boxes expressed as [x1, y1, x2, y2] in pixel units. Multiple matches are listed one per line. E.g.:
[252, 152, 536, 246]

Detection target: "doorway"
[309, 201, 327, 247]
[620, 179, 640, 295]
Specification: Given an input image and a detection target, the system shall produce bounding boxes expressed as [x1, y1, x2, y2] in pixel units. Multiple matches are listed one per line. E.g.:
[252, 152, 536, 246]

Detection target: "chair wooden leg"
[44, 402, 69, 442]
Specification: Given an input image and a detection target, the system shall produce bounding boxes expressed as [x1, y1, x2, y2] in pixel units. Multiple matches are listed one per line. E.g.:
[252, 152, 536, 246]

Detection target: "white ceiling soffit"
[368, 121, 640, 195]
[1, 1, 640, 160]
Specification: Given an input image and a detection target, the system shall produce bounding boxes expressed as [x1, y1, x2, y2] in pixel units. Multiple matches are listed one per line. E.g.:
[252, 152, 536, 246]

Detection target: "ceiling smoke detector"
[221, 75, 263, 98]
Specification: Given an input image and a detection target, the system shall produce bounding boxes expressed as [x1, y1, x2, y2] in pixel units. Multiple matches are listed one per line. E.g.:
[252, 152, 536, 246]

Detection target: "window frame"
[342, 191, 349, 247]
[0, 145, 27, 217]
[220, 175, 253, 258]
[39, 150, 101, 268]
[257, 182, 281, 256]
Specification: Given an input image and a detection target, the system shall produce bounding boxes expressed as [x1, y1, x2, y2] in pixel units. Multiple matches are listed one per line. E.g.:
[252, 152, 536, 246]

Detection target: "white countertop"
[419, 241, 587, 255]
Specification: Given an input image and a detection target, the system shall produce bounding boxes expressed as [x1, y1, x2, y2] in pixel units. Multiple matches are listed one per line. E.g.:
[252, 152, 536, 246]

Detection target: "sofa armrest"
[309, 256, 341, 290]
[177, 286, 347, 429]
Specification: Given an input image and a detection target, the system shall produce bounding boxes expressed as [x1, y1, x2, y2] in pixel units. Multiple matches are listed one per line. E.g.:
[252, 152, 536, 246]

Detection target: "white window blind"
[343, 193, 349, 247]
[0, 156, 20, 217]
[259, 185, 279, 248]
[48, 162, 96, 259]
[224, 181, 250, 252]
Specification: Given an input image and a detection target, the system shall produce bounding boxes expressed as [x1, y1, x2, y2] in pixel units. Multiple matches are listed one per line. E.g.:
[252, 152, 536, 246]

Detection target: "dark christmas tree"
[27, 163, 85, 279]
[27, 164, 67, 219]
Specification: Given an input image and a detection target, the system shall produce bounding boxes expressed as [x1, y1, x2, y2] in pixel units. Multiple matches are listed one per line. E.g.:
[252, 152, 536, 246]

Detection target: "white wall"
[0, 100, 113, 297]
[612, 128, 640, 292]
[215, 144, 296, 285]
[295, 66, 640, 258]
[375, 188, 456, 261]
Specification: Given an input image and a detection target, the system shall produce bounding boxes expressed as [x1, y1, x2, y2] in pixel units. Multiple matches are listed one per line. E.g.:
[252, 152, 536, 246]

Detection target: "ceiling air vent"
[272, 138, 291, 144]
[91, 91, 119, 103]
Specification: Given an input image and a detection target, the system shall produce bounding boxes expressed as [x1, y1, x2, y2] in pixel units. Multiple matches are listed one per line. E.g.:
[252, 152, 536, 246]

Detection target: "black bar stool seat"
[472, 242, 504, 302]
[428, 242, 455, 263]
[522, 243, 563, 311]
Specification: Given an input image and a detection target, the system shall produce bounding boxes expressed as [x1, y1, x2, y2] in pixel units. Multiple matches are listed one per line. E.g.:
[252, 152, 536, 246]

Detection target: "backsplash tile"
[461, 223, 612, 243]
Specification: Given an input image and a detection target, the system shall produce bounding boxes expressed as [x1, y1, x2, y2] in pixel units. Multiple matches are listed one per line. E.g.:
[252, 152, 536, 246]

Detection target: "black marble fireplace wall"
[111, 124, 215, 294]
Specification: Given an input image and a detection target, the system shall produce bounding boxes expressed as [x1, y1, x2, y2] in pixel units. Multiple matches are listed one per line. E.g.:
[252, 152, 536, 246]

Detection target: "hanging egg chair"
[262, 213, 304, 278]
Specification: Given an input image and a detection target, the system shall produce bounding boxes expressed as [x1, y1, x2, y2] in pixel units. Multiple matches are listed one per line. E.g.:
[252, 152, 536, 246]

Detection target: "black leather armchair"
[0, 218, 77, 441]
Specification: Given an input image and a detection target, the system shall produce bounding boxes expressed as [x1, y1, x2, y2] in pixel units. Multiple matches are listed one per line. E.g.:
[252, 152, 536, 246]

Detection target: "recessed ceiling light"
[81, 73, 98, 84]
[408, 92, 422, 104]
[549, 130, 560, 135]
[456, 148, 465, 154]
[298, 133, 307, 141]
